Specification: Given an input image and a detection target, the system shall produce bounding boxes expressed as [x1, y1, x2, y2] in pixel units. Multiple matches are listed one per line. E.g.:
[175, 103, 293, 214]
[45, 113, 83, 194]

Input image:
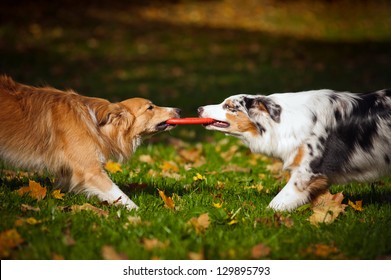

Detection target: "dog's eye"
[147, 105, 154, 111]
[223, 104, 238, 112]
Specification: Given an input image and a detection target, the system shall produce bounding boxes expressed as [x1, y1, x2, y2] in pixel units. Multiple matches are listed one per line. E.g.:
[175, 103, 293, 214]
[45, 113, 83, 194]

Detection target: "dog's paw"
[268, 185, 309, 212]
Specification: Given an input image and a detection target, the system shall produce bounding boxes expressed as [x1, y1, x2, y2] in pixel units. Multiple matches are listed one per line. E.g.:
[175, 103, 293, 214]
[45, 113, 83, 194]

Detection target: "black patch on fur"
[310, 90, 391, 175]
[312, 113, 318, 124]
[257, 97, 282, 123]
[307, 143, 314, 156]
[256, 122, 266, 135]
[385, 155, 390, 165]
[243, 97, 255, 111]
[334, 109, 342, 121]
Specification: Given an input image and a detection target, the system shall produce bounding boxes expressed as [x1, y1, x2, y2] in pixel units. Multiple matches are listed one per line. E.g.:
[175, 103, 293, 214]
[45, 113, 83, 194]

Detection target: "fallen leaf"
[348, 199, 363, 211]
[16, 180, 47, 200]
[101, 245, 128, 260]
[220, 145, 239, 161]
[304, 243, 340, 258]
[0, 229, 24, 258]
[158, 189, 175, 209]
[139, 154, 155, 164]
[188, 250, 204, 260]
[274, 213, 294, 228]
[213, 202, 223, 208]
[142, 238, 169, 251]
[244, 183, 264, 192]
[251, 243, 271, 259]
[193, 173, 206, 181]
[52, 253, 65, 260]
[160, 161, 179, 173]
[20, 204, 40, 212]
[105, 160, 122, 173]
[188, 213, 210, 234]
[71, 203, 109, 217]
[309, 192, 347, 226]
[179, 145, 206, 167]
[52, 189, 65, 200]
[228, 219, 238, 225]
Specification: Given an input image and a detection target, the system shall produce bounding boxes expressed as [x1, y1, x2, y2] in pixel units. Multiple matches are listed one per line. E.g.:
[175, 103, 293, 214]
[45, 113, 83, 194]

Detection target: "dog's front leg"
[268, 171, 329, 211]
[70, 167, 139, 210]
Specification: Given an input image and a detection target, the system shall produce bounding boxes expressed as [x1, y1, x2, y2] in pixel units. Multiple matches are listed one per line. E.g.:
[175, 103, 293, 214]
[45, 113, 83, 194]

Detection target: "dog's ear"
[244, 96, 281, 123]
[90, 101, 133, 127]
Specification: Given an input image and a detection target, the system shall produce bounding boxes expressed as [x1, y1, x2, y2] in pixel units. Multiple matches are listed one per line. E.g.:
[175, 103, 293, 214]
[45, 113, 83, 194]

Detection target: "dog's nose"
[197, 107, 204, 116]
[175, 108, 181, 115]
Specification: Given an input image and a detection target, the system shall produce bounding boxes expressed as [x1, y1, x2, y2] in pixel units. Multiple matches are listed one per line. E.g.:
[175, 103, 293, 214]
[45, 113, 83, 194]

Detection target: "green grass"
[1, 0, 391, 260]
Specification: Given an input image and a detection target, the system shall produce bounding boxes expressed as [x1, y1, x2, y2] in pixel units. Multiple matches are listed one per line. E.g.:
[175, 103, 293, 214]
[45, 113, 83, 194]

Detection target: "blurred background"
[1, 0, 390, 138]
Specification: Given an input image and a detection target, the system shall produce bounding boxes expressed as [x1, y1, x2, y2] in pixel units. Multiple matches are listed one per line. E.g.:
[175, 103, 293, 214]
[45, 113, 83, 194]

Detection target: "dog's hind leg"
[268, 171, 329, 211]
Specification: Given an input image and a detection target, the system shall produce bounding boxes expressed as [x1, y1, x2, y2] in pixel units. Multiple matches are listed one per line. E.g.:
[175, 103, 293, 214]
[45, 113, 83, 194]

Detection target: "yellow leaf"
[309, 192, 347, 226]
[188, 213, 210, 234]
[193, 173, 206, 181]
[228, 219, 238, 225]
[158, 189, 175, 209]
[0, 229, 24, 258]
[213, 202, 223, 208]
[71, 203, 109, 217]
[105, 160, 122, 173]
[188, 250, 204, 260]
[16, 180, 47, 201]
[52, 189, 65, 200]
[348, 200, 363, 211]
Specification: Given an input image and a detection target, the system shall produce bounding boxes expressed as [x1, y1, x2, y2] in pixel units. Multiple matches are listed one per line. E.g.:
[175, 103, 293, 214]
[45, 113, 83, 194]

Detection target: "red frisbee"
[166, 118, 216, 125]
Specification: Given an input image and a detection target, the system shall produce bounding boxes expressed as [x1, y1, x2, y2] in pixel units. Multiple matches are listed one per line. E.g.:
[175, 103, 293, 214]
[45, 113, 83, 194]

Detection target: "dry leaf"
[251, 243, 271, 259]
[348, 200, 363, 211]
[158, 189, 175, 209]
[139, 154, 154, 164]
[220, 145, 239, 161]
[188, 213, 210, 234]
[160, 161, 179, 173]
[274, 213, 294, 228]
[142, 238, 169, 251]
[101, 245, 128, 260]
[0, 229, 24, 258]
[52, 189, 65, 200]
[309, 192, 347, 226]
[304, 243, 340, 258]
[15, 217, 41, 227]
[188, 251, 204, 260]
[105, 160, 122, 173]
[71, 203, 109, 217]
[21, 204, 40, 212]
[16, 180, 47, 200]
[244, 183, 264, 192]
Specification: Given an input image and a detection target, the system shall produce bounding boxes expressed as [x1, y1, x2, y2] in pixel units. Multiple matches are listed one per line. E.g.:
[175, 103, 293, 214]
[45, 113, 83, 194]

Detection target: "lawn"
[1, 0, 391, 260]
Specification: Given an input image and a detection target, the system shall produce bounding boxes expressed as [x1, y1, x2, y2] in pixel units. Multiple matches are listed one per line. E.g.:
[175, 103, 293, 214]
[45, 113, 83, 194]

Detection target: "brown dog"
[0, 76, 180, 209]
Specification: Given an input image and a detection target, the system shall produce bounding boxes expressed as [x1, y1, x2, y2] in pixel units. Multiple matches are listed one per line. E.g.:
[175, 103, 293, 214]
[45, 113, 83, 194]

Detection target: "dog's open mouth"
[204, 120, 230, 128]
[156, 121, 176, 131]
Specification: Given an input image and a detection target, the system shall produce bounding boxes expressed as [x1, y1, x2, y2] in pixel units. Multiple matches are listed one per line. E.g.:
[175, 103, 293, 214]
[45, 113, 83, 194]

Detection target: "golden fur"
[0, 76, 180, 209]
